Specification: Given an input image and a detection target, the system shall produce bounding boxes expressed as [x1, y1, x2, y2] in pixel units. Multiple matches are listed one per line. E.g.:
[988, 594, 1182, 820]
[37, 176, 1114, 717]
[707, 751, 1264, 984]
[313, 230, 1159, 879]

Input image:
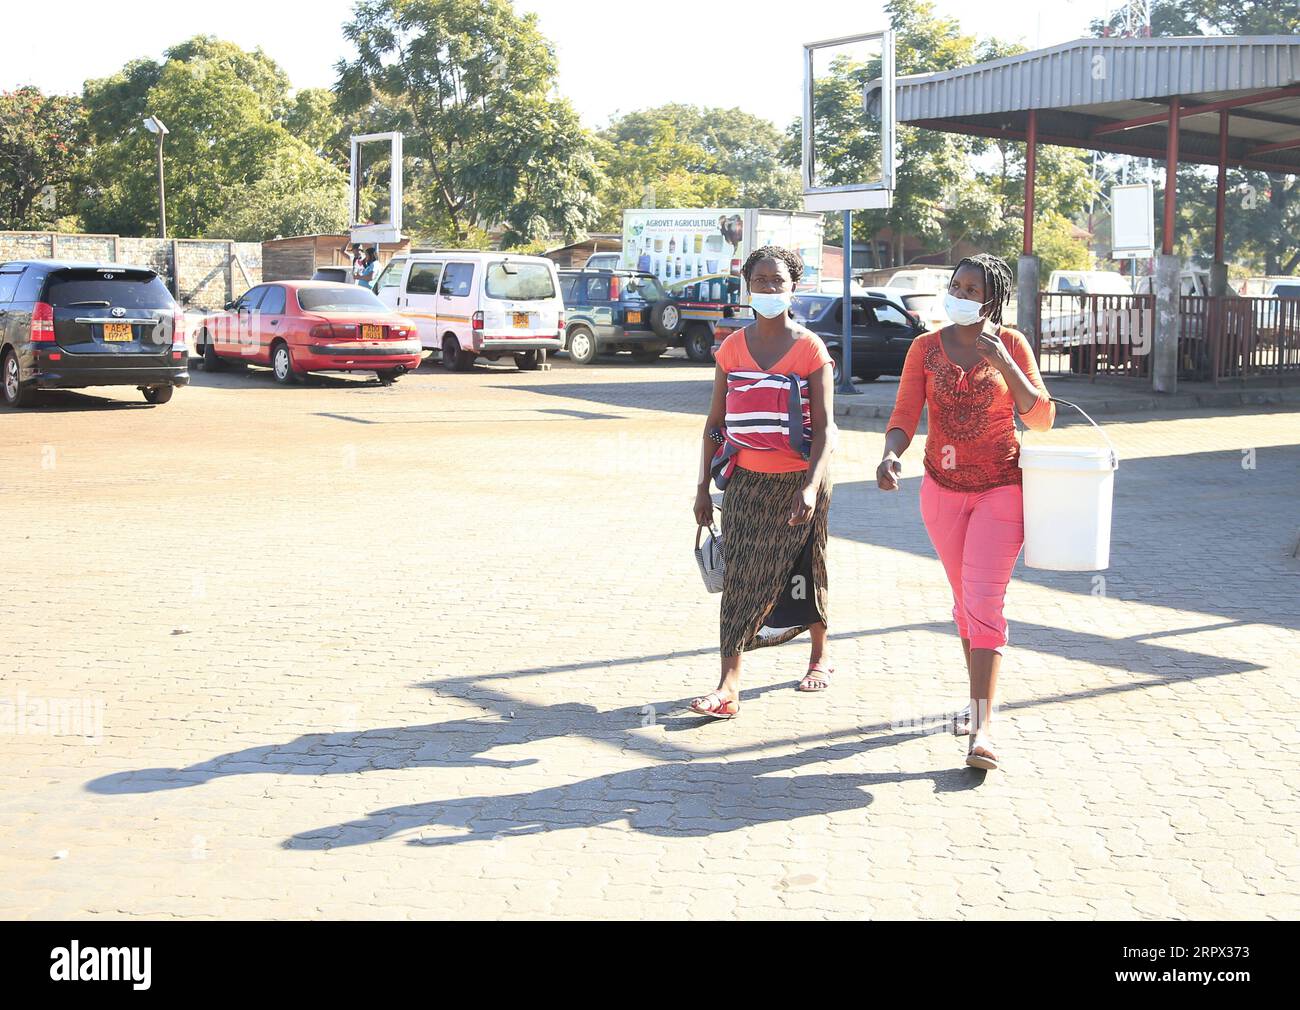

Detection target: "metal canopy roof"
[897, 36, 1300, 174]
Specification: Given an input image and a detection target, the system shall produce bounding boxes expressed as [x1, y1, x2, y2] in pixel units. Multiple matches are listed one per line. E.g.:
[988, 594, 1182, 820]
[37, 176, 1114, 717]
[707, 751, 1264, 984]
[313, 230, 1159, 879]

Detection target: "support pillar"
[1023, 109, 1037, 257]
[1018, 109, 1040, 349]
[1153, 98, 1181, 393]
[1154, 254, 1181, 394]
[1017, 255, 1041, 349]
[1211, 110, 1229, 298]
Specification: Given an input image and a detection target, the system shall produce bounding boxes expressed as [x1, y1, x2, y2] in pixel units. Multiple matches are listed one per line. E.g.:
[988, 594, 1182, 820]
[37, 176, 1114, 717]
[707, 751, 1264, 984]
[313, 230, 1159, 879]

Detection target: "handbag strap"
[786, 372, 810, 460]
[695, 520, 721, 550]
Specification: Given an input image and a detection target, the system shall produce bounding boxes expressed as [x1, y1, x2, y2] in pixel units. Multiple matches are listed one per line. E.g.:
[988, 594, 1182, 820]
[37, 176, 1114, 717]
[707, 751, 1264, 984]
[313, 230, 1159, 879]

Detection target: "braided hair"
[741, 245, 804, 286]
[951, 253, 1014, 326]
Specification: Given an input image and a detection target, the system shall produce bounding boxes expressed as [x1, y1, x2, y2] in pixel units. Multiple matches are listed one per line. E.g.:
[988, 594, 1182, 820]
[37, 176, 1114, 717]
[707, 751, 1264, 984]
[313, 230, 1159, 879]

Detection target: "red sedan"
[196, 281, 423, 384]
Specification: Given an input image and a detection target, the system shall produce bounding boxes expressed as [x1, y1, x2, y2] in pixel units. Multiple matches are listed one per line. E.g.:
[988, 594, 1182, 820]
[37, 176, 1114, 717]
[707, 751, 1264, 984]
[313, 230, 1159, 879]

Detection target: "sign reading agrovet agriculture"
[621, 208, 823, 294]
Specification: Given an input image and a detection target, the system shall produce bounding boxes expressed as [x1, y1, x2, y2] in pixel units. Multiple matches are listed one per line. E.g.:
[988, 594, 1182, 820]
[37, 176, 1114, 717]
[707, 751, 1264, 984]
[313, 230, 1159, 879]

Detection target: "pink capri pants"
[919, 474, 1025, 653]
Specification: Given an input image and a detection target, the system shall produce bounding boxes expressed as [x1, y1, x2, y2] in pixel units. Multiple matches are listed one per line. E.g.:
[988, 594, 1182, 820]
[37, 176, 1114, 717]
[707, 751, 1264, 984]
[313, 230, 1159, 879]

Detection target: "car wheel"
[2, 349, 35, 408]
[515, 350, 541, 371]
[442, 335, 474, 372]
[142, 385, 174, 404]
[375, 370, 400, 385]
[566, 326, 597, 365]
[632, 345, 667, 363]
[651, 300, 682, 339]
[683, 324, 713, 363]
[854, 371, 880, 382]
[271, 341, 298, 385]
[201, 333, 226, 371]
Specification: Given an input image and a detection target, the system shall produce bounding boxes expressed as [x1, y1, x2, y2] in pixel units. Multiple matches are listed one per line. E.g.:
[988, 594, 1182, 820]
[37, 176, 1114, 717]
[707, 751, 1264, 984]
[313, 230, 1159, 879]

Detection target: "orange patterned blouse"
[885, 326, 1055, 493]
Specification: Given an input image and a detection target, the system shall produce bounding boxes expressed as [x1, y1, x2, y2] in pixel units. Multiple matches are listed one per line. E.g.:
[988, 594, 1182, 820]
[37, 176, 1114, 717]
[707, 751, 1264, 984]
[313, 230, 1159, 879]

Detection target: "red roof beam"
[1246, 135, 1300, 157]
[909, 118, 1300, 175]
[1089, 84, 1300, 137]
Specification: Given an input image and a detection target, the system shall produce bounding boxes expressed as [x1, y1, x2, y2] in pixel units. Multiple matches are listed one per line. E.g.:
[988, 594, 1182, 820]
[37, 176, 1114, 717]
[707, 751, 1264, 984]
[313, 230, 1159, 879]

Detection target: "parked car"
[583, 252, 623, 272]
[195, 281, 422, 385]
[664, 273, 741, 362]
[714, 293, 924, 384]
[374, 251, 563, 371]
[0, 259, 189, 408]
[879, 267, 955, 294]
[1041, 270, 1138, 353]
[311, 266, 352, 284]
[1239, 276, 1300, 299]
[558, 268, 681, 364]
[898, 290, 948, 332]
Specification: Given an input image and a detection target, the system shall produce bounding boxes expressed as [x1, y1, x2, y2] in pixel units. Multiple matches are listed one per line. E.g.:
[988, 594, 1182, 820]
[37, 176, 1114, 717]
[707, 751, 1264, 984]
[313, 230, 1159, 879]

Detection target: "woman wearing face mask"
[877, 254, 1055, 770]
[690, 246, 836, 719]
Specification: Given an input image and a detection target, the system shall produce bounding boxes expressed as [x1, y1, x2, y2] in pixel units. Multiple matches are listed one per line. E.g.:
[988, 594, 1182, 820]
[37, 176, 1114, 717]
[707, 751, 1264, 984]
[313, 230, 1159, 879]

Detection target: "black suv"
[0, 260, 189, 407]
[558, 269, 682, 364]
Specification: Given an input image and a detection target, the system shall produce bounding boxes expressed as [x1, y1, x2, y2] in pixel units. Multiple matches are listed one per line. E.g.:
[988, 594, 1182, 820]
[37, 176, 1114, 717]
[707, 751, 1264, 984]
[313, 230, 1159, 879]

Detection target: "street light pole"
[838, 209, 857, 394]
[143, 116, 169, 239]
[155, 130, 166, 239]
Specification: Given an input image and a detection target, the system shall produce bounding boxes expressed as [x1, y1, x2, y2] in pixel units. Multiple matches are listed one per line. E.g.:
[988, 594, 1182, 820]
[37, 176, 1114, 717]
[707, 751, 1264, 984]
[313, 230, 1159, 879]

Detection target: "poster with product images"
[622, 209, 746, 288]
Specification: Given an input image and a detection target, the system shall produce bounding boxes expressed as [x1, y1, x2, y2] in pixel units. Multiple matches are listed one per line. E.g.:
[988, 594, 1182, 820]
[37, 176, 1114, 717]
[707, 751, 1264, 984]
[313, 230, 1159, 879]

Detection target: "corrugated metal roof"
[898, 36, 1300, 121]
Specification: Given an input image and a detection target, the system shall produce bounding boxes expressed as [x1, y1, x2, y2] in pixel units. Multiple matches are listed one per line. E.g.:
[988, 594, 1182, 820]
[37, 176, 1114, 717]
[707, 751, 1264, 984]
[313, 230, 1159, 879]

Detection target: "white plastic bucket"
[1019, 402, 1118, 571]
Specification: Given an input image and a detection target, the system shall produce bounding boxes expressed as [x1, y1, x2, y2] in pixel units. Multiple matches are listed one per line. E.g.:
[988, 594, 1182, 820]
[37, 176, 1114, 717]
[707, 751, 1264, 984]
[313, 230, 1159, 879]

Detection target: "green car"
[558, 269, 682, 365]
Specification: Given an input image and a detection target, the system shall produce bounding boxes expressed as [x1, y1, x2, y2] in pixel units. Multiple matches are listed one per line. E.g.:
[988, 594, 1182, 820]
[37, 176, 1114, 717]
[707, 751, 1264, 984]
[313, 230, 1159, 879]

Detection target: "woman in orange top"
[878, 254, 1055, 771]
[690, 246, 836, 719]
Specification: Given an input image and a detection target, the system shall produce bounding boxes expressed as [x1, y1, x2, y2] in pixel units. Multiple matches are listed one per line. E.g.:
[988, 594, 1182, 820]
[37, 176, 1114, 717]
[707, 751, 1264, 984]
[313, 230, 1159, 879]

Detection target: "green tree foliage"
[79, 36, 346, 241]
[207, 157, 349, 242]
[1089, 2, 1300, 275]
[0, 87, 88, 231]
[1094, 0, 1299, 36]
[286, 88, 347, 166]
[786, 1, 1097, 270]
[594, 104, 802, 229]
[335, 0, 602, 246]
[1034, 212, 1093, 275]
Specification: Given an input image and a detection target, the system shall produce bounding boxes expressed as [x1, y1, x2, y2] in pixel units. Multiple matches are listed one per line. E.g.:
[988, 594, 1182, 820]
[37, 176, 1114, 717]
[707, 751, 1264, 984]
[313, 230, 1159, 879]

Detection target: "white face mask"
[944, 292, 985, 326]
[750, 292, 793, 319]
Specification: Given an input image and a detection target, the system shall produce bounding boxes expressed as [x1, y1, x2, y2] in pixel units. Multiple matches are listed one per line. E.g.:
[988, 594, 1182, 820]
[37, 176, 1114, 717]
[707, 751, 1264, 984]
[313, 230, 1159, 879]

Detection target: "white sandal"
[965, 729, 999, 771]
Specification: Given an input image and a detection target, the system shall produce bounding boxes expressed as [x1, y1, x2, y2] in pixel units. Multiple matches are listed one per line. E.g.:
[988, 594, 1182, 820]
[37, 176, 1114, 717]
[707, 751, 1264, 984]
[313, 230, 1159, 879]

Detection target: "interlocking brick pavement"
[1, 351, 1297, 919]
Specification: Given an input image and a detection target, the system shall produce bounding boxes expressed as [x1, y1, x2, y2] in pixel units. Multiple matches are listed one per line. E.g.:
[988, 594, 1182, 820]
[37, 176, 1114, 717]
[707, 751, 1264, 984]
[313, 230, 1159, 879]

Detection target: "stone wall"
[0, 232, 262, 310]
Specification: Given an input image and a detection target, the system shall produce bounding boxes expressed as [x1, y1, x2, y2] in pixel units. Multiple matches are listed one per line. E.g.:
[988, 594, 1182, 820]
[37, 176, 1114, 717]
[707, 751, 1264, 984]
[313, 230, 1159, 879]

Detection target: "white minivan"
[374, 251, 564, 371]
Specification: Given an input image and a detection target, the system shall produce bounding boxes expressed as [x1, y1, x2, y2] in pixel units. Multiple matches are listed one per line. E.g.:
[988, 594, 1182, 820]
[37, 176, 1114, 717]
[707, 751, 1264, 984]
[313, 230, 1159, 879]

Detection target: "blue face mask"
[750, 292, 793, 319]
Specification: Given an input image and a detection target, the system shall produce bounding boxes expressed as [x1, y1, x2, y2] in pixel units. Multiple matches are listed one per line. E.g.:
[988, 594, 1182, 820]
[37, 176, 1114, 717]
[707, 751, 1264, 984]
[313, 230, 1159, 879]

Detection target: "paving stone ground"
[1, 351, 1297, 920]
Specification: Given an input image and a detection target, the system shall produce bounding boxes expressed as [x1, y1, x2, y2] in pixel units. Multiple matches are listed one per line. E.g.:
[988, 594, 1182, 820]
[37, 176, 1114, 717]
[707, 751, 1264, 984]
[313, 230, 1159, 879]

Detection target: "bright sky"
[1, 0, 1100, 129]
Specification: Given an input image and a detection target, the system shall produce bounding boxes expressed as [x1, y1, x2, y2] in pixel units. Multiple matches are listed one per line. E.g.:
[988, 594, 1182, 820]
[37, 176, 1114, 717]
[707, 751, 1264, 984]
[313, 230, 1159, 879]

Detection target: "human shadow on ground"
[282, 731, 979, 851]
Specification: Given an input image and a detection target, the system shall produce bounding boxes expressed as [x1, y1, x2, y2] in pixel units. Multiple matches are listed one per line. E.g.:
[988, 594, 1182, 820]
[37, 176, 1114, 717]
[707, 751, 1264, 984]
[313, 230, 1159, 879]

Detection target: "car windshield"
[791, 295, 830, 321]
[485, 262, 556, 300]
[298, 286, 387, 311]
[46, 271, 174, 310]
[623, 275, 665, 301]
[1274, 283, 1300, 299]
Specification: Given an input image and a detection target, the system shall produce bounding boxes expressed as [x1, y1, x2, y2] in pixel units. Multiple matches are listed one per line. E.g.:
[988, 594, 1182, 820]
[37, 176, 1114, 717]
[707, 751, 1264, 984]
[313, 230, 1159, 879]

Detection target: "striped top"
[714, 329, 833, 473]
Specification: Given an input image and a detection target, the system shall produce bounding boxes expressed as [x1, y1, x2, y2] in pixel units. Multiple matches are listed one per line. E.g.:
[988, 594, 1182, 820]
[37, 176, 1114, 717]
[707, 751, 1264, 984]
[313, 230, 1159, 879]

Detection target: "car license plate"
[626, 311, 642, 324]
[513, 312, 529, 329]
[362, 324, 383, 341]
[103, 323, 133, 342]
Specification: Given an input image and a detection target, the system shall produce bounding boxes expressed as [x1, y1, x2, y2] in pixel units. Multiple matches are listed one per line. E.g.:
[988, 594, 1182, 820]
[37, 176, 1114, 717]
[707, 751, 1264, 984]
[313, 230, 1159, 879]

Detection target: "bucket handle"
[1023, 397, 1119, 470]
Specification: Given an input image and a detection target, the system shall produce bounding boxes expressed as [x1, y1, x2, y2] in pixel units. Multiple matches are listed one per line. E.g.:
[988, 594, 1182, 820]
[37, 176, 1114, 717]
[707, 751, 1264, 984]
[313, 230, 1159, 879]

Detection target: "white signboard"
[622, 209, 747, 287]
[350, 132, 404, 245]
[1111, 183, 1154, 259]
[802, 30, 895, 212]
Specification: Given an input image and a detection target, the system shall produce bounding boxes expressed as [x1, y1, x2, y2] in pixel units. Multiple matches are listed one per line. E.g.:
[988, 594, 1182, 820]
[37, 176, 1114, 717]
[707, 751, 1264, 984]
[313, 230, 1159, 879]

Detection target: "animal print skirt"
[719, 466, 831, 657]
